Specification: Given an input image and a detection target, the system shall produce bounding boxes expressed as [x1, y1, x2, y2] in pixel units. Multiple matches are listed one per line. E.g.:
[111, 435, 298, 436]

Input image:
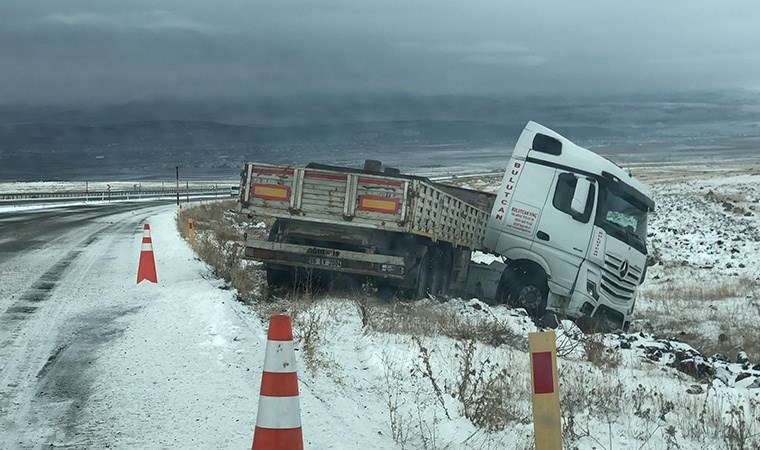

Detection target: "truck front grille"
[600, 254, 641, 303]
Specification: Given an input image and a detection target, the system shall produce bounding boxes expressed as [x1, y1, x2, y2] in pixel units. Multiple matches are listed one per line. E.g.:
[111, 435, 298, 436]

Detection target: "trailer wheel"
[413, 249, 433, 299]
[266, 264, 293, 289]
[400, 246, 434, 300]
[265, 221, 294, 291]
[429, 246, 452, 297]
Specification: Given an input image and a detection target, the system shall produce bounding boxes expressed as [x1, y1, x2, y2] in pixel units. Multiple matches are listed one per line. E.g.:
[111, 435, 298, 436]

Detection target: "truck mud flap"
[243, 240, 405, 279]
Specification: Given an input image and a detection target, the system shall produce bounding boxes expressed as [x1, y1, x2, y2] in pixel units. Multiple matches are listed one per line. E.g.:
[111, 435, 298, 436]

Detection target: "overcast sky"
[1, 1, 759, 107]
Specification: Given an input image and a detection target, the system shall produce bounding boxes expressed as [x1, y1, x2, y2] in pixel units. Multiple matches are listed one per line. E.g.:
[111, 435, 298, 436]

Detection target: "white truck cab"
[484, 121, 654, 330]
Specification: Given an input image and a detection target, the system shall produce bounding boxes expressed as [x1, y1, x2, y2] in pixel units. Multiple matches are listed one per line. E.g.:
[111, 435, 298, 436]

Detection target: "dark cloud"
[1, 1, 759, 106]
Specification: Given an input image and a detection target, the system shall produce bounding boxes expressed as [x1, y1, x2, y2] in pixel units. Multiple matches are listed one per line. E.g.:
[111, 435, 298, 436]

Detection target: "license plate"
[307, 257, 342, 268]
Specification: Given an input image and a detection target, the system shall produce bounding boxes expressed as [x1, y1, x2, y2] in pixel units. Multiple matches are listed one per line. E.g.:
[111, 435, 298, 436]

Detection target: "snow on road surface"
[0, 205, 260, 448]
[67, 209, 262, 448]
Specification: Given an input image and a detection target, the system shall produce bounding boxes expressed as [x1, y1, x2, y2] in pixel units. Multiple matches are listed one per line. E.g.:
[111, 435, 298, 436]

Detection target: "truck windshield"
[596, 184, 648, 254]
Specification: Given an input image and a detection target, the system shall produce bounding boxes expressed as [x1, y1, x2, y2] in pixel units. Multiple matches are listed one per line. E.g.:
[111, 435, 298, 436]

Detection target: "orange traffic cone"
[136, 224, 158, 284]
[252, 315, 303, 450]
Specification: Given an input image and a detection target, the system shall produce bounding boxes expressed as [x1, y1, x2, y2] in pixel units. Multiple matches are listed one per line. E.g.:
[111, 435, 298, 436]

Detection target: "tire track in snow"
[0, 206, 138, 316]
[33, 213, 157, 448]
[0, 247, 88, 348]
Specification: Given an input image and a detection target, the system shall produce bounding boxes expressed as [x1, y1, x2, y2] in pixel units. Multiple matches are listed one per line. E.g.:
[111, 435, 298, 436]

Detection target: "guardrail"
[0, 186, 239, 203]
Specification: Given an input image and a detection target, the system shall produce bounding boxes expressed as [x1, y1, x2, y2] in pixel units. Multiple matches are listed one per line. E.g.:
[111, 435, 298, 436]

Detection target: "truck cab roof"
[520, 121, 655, 211]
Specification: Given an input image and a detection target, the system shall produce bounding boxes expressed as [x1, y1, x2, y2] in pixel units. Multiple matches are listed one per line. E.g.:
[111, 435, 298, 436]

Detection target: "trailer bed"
[238, 162, 495, 250]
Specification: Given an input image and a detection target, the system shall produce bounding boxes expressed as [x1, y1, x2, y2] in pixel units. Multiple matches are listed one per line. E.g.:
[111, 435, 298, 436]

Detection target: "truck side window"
[553, 173, 595, 223]
[532, 133, 562, 155]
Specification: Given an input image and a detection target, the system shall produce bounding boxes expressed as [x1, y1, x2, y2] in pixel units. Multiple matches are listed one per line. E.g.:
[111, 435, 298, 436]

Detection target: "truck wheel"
[375, 282, 397, 301]
[496, 267, 548, 317]
[414, 249, 433, 299]
[402, 247, 435, 300]
[429, 247, 452, 297]
[266, 264, 293, 289]
[265, 222, 293, 291]
[508, 278, 548, 317]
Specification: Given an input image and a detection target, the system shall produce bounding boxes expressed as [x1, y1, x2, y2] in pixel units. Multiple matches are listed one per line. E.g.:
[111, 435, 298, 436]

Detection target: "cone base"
[252, 427, 303, 450]
[137, 251, 157, 284]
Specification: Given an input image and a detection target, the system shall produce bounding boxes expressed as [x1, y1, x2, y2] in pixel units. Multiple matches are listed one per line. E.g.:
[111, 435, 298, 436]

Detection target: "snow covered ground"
[0, 205, 263, 448]
[634, 163, 760, 361]
[186, 160, 759, 449]
[2, 160, 759, 449]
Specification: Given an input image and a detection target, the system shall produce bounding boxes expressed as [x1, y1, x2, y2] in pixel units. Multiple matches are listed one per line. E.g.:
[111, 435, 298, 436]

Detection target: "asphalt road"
[0, 201, 171, 448]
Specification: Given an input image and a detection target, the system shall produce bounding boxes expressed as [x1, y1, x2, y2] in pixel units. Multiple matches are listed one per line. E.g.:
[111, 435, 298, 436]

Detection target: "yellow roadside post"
[188, 218, 195, 245]
[529, 331, 562, 449]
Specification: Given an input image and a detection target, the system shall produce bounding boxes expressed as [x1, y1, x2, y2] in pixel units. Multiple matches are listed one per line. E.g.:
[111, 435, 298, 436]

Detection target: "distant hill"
[1, 92, 758, 180]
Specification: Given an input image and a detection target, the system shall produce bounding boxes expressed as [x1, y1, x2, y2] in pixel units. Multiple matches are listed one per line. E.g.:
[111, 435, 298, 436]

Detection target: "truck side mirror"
[570, 178, 593, 219]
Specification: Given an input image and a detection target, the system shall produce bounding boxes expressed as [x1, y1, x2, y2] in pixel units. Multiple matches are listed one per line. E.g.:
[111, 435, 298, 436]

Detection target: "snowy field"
[635, 163, 760, 358]
[1, 160, 759, 449]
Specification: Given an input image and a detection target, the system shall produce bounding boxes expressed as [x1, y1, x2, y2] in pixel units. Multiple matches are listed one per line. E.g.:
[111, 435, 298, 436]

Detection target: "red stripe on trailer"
[252, 427, 303, 450]
[252, 168, 295, 176]
[304, 172, 347, 181]
[268, 315, 294, 341]
[532, 351, 554, 394]
[260, 372, 299, 397]
[358, 177, 402, 187]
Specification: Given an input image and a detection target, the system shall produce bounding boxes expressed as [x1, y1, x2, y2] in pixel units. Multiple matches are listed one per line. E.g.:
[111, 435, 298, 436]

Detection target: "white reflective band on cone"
[263, 341, 297, 373]
[141, 243, 153, 252]
[255, 396, 302, 429]
[143, 230, 151, 238]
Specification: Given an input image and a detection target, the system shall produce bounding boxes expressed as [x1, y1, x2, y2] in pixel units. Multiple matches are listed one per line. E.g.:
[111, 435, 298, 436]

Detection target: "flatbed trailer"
[239, 161, 496, 296]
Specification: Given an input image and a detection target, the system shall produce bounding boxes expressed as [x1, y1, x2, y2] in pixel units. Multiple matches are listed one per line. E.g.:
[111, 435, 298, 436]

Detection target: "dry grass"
[560, 365, 760, 449]
[704, 190, 748, 205]
[637, 318, 760, 363]
[368, 301, 525, 349]
[637, 272, 760, 361]
[643, 276, 757, 302]
[446, 339, 531, 431]
[582, 333, 622, 369]
[704, 190, 752, 216]
[176, 200, 271, 302]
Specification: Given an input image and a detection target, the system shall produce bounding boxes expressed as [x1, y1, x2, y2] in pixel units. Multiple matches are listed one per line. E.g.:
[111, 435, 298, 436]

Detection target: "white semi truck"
[238, 122, 654, 331]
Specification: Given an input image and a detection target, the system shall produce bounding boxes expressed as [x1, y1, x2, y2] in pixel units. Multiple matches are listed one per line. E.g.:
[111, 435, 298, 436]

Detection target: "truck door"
[531, 171, 597, 294]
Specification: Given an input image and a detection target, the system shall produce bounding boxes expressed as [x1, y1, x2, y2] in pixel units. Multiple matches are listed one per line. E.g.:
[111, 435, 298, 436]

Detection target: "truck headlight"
[586, 280, 599, 300]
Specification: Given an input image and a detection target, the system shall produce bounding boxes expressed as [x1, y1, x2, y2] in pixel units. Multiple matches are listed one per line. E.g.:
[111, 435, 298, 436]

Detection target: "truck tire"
[429, 246, 452, 297]
[496, 266, 548, 317]
[265, 220, 295, 290]
[399, 246, 433, 300]
[266, 264, 293, 289]
[508, 277, 548, 317]
[413, 249, 433, 299]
